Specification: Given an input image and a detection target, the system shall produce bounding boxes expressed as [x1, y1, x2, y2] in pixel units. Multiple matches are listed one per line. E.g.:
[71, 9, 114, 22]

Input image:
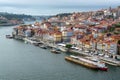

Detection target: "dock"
[12, 35, 120, 67]
[69, 49, 120, 66]
[99, 57, 120, 66]
[69, 49, 91, 56]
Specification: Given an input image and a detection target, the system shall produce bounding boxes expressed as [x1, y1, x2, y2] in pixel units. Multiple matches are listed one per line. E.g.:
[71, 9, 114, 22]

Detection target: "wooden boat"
[65, 55, 108, 71]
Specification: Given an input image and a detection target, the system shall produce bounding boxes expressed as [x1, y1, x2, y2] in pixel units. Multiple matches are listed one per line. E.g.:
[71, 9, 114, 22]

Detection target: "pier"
[69, 49, 120, 66]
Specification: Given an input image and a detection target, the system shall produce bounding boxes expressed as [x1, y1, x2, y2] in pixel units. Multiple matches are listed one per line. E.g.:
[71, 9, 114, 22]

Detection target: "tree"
[109, 27, 115, 32]
[114, 23, 120, 28]
[65, 44, 72, 49]
[65, 44, 72, 52]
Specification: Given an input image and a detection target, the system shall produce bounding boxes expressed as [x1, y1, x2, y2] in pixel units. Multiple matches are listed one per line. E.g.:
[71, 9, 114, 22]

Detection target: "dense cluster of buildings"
[0, 16, 24, 26]
[13, 6, 120, 56]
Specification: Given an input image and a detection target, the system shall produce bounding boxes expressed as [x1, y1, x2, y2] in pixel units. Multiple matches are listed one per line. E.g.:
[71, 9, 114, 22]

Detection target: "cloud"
[0, 0, 119, 5]
[0, 0, 120, 15]
[0, 0, 120, 7]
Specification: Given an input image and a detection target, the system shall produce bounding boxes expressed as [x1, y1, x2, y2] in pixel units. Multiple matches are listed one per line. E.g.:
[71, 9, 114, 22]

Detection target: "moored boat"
[6, 35, 13, 39]
[39, 45, 47, 49]
[33, 43, 39, 46]
[85, 56, 108, 71]
[51, 49, 61, 54]
[65, 55, 108, 71]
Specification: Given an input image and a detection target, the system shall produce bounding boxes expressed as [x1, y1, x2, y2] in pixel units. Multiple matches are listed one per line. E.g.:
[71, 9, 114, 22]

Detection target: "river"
[0, 25, 120, 80]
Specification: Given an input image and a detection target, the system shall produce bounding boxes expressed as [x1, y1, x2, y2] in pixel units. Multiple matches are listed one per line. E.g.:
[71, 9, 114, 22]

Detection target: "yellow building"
[53, 31, 62, 42]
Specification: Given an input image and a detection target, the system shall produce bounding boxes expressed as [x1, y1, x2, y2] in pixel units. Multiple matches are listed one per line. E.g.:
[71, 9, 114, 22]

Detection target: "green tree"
[65, 44, 72, 49]
[114, 23, 120, 28]
[65, 44, 72, 52]
[109, 27, 115, 32]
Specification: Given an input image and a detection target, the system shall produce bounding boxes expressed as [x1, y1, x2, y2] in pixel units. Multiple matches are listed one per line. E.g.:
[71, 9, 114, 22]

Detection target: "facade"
[13, 6, 120, 56]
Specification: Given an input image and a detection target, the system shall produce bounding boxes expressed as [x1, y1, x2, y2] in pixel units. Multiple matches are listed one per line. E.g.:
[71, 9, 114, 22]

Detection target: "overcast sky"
[0, 0, 120, 15]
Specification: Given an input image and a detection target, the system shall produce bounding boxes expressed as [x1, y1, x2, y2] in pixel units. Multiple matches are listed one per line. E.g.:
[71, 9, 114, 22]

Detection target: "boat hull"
[65, 56, 98, 69]
[6, 35, 13, 39]
[51, 51, 60, 54]
[99, 67, 108, 71]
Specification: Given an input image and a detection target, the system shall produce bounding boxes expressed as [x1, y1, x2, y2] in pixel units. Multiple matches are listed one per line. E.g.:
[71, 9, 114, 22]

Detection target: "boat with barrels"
[65, 55, 108, 71]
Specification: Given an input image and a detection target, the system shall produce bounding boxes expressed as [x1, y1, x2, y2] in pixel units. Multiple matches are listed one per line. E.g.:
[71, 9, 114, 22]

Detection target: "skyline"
[0, 0, 120, 15]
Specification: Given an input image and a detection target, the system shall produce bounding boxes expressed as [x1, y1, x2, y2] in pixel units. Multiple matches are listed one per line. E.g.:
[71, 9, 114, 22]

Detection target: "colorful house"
[62, 30, 73, 42]
[53, 31, 62, 42]
[47, 31, 62, 43]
